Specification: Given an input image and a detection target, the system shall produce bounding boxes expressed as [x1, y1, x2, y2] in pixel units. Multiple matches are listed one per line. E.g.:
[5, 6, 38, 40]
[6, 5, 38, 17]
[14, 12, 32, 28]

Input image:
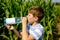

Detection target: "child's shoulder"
[35, 23, 44, 28]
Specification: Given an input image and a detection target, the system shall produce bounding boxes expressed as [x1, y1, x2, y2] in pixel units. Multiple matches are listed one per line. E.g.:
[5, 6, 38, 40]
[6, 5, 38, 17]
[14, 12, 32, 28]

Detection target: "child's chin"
[28, 22, 33, 24]
[28, 21, 31, 23]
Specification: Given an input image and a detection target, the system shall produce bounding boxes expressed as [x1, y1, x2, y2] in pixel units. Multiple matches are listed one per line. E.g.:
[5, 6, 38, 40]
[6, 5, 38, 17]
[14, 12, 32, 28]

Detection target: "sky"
[52, 0, 60, 3]
[23, 0, 60, 3]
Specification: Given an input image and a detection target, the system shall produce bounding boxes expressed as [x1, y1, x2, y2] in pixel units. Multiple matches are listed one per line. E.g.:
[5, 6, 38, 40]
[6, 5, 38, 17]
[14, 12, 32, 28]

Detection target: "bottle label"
[6, 18, 15, 24]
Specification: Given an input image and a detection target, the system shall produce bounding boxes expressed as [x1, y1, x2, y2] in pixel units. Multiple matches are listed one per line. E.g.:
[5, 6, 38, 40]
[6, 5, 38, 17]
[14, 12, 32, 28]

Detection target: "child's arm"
[22, 17, 34, 40]
[13, 28, 22, 37]
[6, 25, 22, 38]
[22, 24, 34, 40]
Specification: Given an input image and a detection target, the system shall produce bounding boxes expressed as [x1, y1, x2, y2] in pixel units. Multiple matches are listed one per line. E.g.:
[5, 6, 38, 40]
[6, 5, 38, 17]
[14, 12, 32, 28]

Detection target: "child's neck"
[31, 22, 38, 27]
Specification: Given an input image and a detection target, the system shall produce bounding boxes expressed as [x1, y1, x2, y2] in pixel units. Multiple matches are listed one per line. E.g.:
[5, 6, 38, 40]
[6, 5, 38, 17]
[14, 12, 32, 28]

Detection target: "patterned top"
[27, 23, 44, 40]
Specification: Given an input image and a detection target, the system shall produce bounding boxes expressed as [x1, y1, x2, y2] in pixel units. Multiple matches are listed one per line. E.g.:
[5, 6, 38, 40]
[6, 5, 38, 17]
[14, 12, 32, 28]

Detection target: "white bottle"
[4, 17, 22, 24]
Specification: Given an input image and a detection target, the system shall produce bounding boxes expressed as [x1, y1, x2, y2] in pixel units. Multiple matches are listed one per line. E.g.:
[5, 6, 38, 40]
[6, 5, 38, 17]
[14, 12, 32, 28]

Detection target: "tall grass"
[0, 0, 58, 40]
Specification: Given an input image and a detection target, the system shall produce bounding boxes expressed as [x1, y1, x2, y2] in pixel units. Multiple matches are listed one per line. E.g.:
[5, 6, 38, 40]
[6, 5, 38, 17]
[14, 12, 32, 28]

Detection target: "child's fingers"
[6, 24, 13, 29]
[6, 25, 10, 29]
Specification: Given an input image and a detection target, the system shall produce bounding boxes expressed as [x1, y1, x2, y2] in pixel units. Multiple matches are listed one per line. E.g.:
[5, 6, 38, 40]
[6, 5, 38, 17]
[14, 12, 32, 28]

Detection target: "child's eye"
[29, 15, 30, 16]
[28, 15, 30, 16]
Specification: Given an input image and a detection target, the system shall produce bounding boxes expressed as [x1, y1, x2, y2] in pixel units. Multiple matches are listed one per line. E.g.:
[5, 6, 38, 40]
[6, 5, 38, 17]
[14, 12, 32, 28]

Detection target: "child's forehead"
[28, 13, 37, 17]
[28, 13, 33, 15]
[28, 13, 34, 17]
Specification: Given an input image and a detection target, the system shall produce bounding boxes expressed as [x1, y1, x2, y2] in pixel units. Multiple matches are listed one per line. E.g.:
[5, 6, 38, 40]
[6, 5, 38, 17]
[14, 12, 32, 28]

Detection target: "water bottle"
[4, 17, 22, 24]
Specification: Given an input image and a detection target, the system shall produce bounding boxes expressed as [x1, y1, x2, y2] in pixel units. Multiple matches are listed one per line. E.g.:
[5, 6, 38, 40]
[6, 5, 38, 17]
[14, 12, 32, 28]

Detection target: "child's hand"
[22, 17, 28, 27]
[6, 24, 14, 30]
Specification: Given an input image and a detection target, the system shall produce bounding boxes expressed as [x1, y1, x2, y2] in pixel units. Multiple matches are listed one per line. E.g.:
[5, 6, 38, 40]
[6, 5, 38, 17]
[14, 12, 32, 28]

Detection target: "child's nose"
[26, 15, 28, 18]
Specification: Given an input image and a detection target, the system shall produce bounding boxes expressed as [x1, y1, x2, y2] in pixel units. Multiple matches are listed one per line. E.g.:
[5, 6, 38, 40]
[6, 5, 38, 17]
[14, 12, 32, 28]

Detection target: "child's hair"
[28, 6, 44, 22]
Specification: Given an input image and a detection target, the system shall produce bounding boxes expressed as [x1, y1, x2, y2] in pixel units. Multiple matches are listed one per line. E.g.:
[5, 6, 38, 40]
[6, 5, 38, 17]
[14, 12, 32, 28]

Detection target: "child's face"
[27, 13, 38, 24]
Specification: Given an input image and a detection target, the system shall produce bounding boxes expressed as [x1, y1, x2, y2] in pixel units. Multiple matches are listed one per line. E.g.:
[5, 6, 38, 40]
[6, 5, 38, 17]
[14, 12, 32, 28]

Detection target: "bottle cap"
[4, 20, 6, 25]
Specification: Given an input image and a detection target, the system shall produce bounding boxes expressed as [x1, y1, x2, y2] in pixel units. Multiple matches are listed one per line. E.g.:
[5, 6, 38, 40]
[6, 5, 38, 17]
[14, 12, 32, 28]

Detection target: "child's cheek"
[28, 17, 34, 23]
[28, 17, 31, 21]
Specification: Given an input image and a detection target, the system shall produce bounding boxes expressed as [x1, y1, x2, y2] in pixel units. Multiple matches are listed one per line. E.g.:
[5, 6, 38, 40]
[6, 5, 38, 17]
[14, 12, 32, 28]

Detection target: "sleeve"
[29, 28, 43, 40]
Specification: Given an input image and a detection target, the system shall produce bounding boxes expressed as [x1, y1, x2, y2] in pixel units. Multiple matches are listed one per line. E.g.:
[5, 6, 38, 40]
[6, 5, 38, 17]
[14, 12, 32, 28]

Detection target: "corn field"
[0, 0, 60, 40]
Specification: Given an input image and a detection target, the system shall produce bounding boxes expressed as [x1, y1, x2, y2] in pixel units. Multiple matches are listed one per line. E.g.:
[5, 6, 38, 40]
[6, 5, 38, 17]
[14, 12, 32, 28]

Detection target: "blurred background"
[0, 0, 60, 40]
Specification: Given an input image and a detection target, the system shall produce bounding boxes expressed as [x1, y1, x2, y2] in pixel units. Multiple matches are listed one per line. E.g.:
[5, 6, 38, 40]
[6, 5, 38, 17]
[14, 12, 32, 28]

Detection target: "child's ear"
[34, 16, 38, 21]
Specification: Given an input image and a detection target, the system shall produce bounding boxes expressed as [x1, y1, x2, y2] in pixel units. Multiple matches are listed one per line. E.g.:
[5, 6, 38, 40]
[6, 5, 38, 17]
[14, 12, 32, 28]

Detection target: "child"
[6, 6, 44, 40]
